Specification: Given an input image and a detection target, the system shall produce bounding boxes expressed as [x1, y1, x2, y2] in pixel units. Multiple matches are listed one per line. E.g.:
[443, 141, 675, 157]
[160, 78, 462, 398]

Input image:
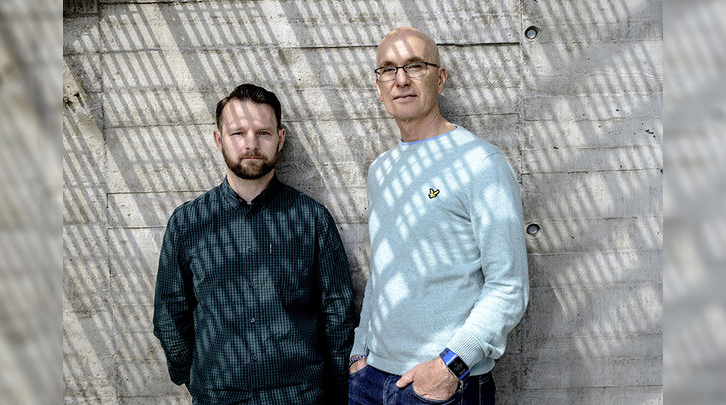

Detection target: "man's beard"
[222, 146, 279, 180]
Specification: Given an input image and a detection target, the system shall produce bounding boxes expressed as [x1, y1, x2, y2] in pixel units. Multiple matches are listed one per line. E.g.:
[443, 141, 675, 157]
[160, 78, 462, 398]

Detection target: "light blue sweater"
[351, 126, 529, 376]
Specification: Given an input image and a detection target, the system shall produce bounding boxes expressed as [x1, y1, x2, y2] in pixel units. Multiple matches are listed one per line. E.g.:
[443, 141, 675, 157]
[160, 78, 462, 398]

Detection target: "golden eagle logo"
[428, 188, 440, 199]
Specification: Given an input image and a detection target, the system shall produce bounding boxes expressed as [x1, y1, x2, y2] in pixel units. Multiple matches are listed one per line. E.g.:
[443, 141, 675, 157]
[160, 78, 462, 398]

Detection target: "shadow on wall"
[62, 0, 662, 403]
[664, 1, 726, 404]
[1, 0, 62, 403]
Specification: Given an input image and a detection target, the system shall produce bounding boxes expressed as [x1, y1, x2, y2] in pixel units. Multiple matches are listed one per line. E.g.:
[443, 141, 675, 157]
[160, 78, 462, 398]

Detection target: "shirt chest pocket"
[272, 245, 315, 310]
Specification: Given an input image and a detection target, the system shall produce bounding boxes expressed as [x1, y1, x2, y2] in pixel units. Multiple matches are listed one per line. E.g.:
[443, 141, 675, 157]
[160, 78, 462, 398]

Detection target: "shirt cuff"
[168, 364, 192, 386]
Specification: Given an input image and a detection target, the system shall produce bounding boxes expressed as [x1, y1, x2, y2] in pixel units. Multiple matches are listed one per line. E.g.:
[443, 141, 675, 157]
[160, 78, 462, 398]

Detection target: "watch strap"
[439, 348, 470, 380]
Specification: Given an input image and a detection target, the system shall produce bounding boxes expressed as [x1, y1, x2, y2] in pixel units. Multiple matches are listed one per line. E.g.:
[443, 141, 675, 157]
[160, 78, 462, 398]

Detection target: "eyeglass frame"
[374, 61, 440, 82]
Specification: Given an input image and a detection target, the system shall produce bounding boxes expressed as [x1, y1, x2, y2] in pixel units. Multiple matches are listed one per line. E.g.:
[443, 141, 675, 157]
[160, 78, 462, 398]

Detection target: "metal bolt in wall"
[524, 26, 540, 40]
[526, 223, 541, 236]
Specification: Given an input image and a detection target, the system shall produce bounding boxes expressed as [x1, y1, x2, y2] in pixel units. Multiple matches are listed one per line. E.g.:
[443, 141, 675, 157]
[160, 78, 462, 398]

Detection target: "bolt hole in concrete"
[524, 26, 540, 40]
[526, 223, 541, 236]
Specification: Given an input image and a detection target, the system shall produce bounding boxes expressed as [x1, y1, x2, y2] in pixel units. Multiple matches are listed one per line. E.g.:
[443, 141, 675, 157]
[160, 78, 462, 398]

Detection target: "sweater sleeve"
[350, 169, 378, 359]
[446, 152, 529, 369]
[153, 209, 197, 385]
[350, 273, 372, 358]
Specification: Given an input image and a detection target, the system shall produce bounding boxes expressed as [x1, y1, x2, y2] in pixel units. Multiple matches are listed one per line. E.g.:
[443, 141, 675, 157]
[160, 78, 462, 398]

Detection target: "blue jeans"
[348, 365, 495, 405]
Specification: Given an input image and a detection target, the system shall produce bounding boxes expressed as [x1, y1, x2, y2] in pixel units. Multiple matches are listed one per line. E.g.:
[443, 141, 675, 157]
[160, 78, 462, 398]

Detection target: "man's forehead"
[224, 100, 273, 118]
[376, 30, 434, 64]
[221, 100, 275, 129]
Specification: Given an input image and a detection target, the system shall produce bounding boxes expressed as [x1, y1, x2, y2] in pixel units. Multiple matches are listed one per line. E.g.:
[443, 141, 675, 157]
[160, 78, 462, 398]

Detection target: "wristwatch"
[439, 348, 470, 380]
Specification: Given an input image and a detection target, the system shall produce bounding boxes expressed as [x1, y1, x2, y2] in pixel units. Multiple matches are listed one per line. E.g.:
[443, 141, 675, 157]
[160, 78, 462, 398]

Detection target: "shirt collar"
[221, 175, 282, 211]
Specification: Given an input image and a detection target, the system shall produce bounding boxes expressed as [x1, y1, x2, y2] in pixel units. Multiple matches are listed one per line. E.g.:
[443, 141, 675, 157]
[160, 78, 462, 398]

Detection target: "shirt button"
[250, 317, 256, 324]
[248, 246, 253, 252]
[252, 355, 258, 361]
[248, 281, 254, 288]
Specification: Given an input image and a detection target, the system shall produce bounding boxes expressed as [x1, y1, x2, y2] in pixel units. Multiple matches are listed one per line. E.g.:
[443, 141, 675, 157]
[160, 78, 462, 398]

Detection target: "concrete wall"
[1, 1, 63, 404]
[62, 0, 662, 403]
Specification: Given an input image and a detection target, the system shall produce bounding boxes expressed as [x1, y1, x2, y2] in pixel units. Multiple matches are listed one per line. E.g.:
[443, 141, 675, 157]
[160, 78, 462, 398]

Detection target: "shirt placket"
[243, 204, 264, 394]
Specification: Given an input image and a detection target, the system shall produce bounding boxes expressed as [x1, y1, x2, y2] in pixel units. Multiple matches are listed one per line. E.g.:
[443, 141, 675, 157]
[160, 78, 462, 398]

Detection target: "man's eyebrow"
[377, 56, 425, 67]
[226, 123, 275, 132]
[225, 125, 245, 133]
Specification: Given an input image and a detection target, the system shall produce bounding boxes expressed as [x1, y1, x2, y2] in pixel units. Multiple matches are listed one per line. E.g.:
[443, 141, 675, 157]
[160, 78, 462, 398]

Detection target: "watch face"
[448, 357, 468, 377]
[440, 349, 470, 379]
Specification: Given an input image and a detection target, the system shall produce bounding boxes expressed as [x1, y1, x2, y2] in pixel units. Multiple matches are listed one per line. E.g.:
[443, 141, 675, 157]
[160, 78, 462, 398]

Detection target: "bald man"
[347, 27, 529, 405]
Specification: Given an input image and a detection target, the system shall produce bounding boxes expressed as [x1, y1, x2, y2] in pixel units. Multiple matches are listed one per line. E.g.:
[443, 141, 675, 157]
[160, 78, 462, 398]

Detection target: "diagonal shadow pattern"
[664, 1, 726, 404]
[1, 0, 63, 404]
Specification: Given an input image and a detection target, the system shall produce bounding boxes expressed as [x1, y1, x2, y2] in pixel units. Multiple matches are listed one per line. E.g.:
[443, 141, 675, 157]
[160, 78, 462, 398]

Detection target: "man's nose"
[244, 133, 259, 150]
[394, 67, 410, 85]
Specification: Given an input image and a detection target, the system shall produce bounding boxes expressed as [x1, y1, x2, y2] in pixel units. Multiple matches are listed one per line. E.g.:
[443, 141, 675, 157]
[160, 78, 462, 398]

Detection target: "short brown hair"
[215, 84, 282, 130]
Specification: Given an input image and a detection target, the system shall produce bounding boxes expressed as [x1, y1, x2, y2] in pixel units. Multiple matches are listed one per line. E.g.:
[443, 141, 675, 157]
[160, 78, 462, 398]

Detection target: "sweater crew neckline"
[398, 126, 459, 149]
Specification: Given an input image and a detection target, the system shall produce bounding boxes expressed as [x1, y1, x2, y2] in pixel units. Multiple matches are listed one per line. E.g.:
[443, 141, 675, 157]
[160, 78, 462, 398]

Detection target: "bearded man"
[153, 83, 355, 405]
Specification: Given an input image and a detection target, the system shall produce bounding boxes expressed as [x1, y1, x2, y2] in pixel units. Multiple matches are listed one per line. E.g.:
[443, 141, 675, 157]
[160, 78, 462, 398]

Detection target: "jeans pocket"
[406, 383, 461, 404]
[349, 365, 369, 378]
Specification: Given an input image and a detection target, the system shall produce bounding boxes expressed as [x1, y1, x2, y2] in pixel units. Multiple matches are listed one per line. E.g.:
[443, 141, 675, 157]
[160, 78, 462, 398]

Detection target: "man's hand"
[395, 357, 459, 400]
[349, 358, 367, 374]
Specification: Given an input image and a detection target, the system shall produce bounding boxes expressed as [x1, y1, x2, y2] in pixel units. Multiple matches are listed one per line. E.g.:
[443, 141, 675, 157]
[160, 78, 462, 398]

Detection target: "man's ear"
[437, 66, 447, 94]
[277, 127, 286, 152]
[213, 129, 223, 152]
[375, 79, 383, 101]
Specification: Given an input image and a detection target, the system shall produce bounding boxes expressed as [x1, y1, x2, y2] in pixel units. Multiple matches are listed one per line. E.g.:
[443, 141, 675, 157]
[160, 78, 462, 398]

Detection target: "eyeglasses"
[374, 62, 439, 82]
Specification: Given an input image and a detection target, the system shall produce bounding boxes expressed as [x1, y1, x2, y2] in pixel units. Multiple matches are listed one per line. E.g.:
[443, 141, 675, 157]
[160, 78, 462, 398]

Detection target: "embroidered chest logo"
[428, 188, 440, 199]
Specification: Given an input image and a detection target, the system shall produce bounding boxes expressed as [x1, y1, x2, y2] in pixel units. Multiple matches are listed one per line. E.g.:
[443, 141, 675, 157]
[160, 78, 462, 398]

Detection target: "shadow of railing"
[1, 0, 62, 404]
[518, 1, 662, 402]
[664, 1, 726, 404]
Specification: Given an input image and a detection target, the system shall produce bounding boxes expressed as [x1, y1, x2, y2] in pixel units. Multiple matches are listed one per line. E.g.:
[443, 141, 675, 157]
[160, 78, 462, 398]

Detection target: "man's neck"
[396, 111, 455, 143]
[227, 170, 275, 204]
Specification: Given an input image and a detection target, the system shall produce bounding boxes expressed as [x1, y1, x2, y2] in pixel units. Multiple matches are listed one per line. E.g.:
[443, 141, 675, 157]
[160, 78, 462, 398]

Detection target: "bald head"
[376, 27, 441, 67]
[373, 26, 449, 131]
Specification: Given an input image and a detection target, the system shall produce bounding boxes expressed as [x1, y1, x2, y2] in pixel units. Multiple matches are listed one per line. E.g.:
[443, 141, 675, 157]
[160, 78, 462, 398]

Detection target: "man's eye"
[380, 67, 396, 74]
[406, 62, 424, 71]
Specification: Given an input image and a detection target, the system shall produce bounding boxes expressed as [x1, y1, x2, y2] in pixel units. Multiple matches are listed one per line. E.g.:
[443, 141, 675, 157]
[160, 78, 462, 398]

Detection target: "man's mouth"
[393, 94, 416, 101]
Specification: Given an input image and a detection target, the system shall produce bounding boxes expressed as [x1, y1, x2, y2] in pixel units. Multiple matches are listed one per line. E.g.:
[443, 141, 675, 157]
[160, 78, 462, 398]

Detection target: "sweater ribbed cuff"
[350, 332, 368, 360]
[447, 331, 485, 370]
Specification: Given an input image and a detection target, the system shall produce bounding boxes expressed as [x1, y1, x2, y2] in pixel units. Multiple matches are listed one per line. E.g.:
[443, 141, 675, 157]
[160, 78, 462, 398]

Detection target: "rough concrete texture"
[63, 0, 662, 403]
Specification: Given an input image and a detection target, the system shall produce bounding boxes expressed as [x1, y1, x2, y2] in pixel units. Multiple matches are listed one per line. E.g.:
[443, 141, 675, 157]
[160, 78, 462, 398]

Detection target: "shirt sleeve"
[153, 208, 197, 385]
[446, 153, 529, 369]
[315, 207, 356, 403]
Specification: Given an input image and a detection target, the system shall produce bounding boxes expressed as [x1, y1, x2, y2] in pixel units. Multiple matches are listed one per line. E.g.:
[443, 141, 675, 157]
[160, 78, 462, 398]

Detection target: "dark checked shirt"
[153, 176, 355, 405]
